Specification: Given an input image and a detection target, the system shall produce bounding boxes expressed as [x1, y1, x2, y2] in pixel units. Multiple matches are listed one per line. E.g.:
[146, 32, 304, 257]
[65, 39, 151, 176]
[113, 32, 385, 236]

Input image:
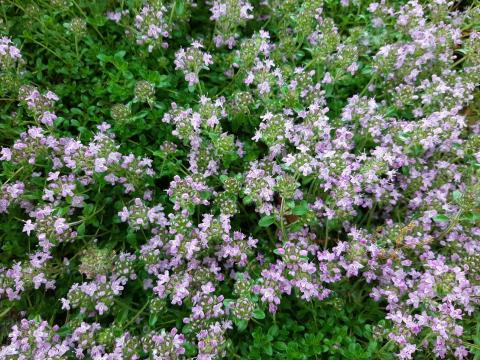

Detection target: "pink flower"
[95, 302, 108, 315]
[22, 220, 36, 236]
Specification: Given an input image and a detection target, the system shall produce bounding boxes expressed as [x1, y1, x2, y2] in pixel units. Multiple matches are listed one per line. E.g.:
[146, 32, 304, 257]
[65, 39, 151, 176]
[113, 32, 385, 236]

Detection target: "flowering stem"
[68, 205, 105, 226]
[266, 226, 276, 246]
[376, 339, 393, 355]
[23, 35, 66, 64]
[123, 300, 149, 329]
[324, 220, 329, 250]
[450, 56, 466, 69]
[463, 341, 480, 352]
[74, 35, 79, 59]
[169, 0, 177, 26]
[437, 209, 463, 241]
[197, 81, 204, 96]
[217, 70, 241, 96]
[0, 306, 12, 319]
[360, 74, 377, 96]
[70, 0, 105, 41]
[279, 197, 287, 242]
[159, 157, 167, 177]
[366, 203, 376, 228]
[2, 166, 24, 186]
[8, 0, 25, 12]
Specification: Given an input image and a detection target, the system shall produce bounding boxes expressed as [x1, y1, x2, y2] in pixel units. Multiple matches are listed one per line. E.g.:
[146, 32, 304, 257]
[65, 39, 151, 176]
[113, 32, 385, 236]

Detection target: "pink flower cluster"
[1, 1, 480, 359]
[174, 41, 213, 86]
[0, 36, 21, 70]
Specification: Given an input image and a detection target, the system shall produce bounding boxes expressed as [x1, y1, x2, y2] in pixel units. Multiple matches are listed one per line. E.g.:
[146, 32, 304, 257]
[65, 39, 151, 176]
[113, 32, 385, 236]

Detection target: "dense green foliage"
[1, 0, 480, 359]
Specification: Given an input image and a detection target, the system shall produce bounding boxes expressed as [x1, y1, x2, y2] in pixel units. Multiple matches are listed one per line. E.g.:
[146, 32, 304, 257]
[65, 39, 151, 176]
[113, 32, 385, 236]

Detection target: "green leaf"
[176, 1, 185, 16]
[182, 325, 193, 334]
[157, 74, 171, 88]
[433, 214, 449, 222]
[56, 325, 71, 337]
[220, 175, 228, 183]
[200, 191, 211, 200]
[235, 318, 248, 331]
[253, 308, 266, 319]
[96, 53, 111, 63]
[289, 222, 303, 232]
[223, 299, 234, 308]
[183, 341, 197, 356]
[126, 230, 137, 247]
[243, 195, 253, 205]
[236, 273, 245, 280]
[148, 313, 158, 327]
[292, 201, 309, 216]
[258, 216, 275, 227]
[452, 190, 462, 202]
[264, 344, 273, 356]
[77, 223, 85, 237]
[83, 203, 94, 216]
[88, 15, 107, 26]
[114, 50, 126, 60]
[461, 212, 480, 223]
[118, 307, 129, 323]
[286, 200, 296, 209]
[268, 325, 279, 337]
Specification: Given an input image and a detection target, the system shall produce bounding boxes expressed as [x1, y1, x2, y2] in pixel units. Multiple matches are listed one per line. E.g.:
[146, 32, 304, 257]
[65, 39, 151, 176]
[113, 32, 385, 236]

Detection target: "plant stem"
[123, 300, 149, 329]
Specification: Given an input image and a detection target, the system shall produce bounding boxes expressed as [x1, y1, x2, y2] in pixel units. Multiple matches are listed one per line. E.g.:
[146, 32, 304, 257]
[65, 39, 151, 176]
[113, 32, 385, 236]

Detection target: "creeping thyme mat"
[0, 0, 480, 359]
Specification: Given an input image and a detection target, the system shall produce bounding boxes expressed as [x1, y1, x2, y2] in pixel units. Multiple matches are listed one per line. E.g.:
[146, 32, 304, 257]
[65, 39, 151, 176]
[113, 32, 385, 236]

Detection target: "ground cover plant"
[0, 0, 479, 359]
